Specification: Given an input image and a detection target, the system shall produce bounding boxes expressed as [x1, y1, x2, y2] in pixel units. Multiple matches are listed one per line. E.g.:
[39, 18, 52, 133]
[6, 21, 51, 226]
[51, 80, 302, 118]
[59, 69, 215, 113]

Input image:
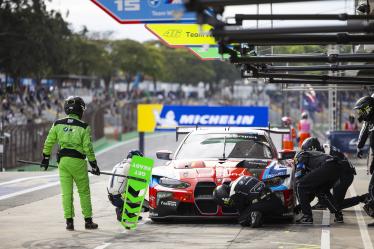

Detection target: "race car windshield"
[176, 133, 273, 160]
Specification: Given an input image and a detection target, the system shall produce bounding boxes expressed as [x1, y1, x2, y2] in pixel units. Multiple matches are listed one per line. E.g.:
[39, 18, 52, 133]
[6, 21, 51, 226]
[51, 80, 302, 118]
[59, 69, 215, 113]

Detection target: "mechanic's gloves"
[89, 160, 100, 175]
[357, 148, 364, 159]
[41, 154, 50, 171]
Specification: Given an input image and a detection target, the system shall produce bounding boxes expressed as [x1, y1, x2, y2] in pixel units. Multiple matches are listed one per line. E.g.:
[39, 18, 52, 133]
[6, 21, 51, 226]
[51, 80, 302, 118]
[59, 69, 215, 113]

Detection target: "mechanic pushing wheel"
[41, 96, 100, 231]
[213, 175, 286, 228]
[354, 96, 374, 227]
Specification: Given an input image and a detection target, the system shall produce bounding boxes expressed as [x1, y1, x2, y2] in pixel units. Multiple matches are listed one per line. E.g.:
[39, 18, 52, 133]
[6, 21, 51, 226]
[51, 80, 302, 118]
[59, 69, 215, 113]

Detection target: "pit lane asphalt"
[0, 133, 373, 249]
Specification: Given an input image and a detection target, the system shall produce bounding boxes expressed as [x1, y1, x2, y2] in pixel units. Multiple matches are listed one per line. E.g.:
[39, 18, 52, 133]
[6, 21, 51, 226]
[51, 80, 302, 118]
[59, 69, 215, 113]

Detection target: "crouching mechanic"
[41, 96, 100, 231]
[301, 137, 367, 210]
[107, 150, 144, 221]
[294, 150, 344, 224]
[213, 175, 286, 227]
[354, 96, 374, 227]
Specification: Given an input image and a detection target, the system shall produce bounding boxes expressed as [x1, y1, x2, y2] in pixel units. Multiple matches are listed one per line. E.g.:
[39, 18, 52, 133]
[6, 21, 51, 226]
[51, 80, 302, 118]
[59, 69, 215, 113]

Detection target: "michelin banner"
[138, 104, 269, 132]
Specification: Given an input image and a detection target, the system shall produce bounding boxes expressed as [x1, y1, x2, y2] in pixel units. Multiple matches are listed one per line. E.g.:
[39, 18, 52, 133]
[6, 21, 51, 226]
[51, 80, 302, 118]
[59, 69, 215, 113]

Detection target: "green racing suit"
[43, 114, 96, 219]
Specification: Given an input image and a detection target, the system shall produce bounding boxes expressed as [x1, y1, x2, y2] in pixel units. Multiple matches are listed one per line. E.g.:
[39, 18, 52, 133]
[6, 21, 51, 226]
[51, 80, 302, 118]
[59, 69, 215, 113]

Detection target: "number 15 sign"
[91, 0, 197, 24]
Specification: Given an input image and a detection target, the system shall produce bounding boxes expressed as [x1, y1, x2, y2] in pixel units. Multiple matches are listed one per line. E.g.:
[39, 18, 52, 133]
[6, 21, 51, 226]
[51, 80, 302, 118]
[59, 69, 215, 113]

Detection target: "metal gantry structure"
[184, 0, 374, 129]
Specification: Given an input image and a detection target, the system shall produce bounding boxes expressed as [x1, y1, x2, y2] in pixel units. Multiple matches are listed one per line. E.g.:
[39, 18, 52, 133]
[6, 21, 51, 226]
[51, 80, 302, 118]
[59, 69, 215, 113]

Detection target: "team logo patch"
[63, 127, 73, 132]
[148, 0, 161, 8]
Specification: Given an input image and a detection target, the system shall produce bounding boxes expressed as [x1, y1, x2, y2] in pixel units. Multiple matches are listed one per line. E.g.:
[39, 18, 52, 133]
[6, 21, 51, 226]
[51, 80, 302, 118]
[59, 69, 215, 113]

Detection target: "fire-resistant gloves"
[41, 154, 50, 171]
[89, 160, 100, 175]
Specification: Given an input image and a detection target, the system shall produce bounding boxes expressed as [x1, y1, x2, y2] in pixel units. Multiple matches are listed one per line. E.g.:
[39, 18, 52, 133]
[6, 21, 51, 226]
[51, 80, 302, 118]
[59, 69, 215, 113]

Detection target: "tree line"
[0, 0, 241, 92]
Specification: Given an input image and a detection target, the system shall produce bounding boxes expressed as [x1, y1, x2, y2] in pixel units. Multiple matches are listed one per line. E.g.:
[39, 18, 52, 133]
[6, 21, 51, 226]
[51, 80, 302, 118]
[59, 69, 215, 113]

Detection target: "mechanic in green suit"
[41, 96, 100, 231]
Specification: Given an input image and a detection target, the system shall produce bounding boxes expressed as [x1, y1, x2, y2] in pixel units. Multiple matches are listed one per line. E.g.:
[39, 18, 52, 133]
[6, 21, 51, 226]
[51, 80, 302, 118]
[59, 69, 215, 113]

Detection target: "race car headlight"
[263, 176, 285, 187]
[158, 177, 190, 189]
[157, 191, 173, 200]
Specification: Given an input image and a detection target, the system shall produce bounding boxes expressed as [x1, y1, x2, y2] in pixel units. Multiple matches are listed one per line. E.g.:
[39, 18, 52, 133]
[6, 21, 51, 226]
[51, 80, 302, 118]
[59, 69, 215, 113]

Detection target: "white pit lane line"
[0, 133, 166, 201]
[94, 243, 112, 249]
[0, 174, 58, 186]
[321, 210, 330, 249]
[349, 186, 374, 249]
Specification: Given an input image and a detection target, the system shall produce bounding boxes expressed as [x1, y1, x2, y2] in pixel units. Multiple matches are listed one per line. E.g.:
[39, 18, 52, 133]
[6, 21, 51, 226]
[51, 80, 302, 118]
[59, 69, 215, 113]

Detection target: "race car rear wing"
[175, 126, 290, 141]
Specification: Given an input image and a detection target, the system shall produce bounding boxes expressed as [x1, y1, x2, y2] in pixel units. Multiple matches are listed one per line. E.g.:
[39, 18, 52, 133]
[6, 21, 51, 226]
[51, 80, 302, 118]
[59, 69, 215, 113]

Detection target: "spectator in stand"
[344, 114, 359, 131]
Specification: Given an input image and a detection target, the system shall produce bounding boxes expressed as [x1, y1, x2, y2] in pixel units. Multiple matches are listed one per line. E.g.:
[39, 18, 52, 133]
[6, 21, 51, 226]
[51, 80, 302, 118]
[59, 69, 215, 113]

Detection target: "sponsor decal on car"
[160, 200, 177, 207]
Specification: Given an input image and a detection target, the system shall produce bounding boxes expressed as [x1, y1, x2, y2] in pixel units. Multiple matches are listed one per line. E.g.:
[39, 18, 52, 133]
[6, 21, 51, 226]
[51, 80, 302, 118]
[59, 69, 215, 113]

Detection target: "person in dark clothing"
[301, 137, 366, 210]
[294, 150, 344, 224]
[213, 175, 286, 228]
[354, 96, 374, 227]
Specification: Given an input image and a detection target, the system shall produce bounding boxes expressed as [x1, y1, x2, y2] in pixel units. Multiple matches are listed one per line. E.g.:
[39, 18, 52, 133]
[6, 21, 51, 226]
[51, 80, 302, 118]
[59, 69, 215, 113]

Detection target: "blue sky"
[46, 0, 355, 41]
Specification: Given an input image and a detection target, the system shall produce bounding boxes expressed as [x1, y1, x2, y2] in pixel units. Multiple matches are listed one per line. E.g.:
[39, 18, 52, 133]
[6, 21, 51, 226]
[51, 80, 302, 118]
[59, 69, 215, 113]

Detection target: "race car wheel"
[250, 211, 263, 228]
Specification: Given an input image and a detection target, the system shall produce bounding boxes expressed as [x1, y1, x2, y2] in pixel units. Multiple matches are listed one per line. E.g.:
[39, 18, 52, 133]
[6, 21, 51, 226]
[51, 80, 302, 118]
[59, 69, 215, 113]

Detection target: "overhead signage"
[145, 24, 216, 47]
[138, 104, 269, 132]
[187, 46, 230, 60]
[91, 0, 196, 24]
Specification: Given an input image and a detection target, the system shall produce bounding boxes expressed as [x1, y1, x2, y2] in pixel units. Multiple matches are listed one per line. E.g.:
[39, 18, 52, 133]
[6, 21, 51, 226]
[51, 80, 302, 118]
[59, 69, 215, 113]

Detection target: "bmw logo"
[148, 0, 161, 8]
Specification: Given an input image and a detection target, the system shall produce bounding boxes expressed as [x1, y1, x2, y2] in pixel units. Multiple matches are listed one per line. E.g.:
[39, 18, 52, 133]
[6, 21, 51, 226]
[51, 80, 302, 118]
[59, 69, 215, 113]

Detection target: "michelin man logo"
[148, 0, 161, 8]
[154, 110, 178, 128]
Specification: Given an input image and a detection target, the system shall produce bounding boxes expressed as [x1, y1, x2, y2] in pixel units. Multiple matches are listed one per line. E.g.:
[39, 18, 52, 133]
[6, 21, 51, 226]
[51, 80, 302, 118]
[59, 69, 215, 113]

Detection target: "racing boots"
[66, 218, 74, 231]
[85, 218, 98, 230]
[334, 212, 344, 223]
[296, 214, 313, 224]
[249, 211, 263, 228]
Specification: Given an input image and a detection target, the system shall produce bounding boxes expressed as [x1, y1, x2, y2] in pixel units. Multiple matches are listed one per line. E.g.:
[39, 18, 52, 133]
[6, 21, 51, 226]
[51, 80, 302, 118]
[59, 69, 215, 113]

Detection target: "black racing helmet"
[213, 184, 231, 206]
[231, 176, 265, 197]
[354, 96, 374, 122]
[127, 150, 143, 159]
[64, 96, 86, 118]
[301, 137, 324, 152]
[294, 150, 307, 165]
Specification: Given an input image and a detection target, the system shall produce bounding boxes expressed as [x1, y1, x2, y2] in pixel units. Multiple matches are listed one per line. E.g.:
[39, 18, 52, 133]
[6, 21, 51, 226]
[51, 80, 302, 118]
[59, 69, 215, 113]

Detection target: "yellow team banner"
[145, 24, 216, 47]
